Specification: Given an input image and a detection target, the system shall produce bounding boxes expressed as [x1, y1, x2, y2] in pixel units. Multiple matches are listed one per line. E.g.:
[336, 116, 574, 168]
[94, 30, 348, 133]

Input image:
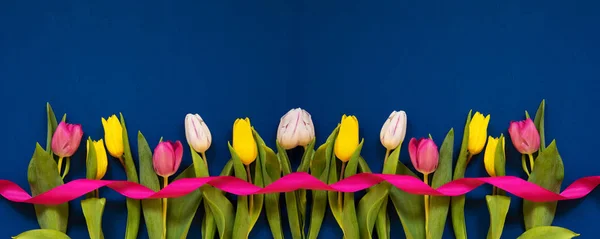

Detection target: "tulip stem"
[424, 173, 430, 239]
[57, 156, 64, 174]
[338, 162, 346, 208]
[383, 149, 391, 165]
[528, 154, 535, 172]
[521, 155, 530, 177]
[246, 164, 253, 214]
[61, 157, 71, 179]
[162, 176, 168, 239]
[201, 151, 208, 167]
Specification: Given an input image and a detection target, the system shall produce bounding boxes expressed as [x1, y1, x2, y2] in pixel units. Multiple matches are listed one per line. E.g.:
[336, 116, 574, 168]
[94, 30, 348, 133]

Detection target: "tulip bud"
[508, 118, 540, 154]
[380, 110, 407, 150]
[277, 108, 315, 150]
[408, 138, 439, 175]
[483, 136, 504, 177]
[51, 122, 84, 158]
[468, 112, 490, 155]
[334, 115, 359, 162]
[233, 118, 258, 165]
[185, 113, 212, 153]
[101, 115, 124, 159]
[152, 141, 183, 177]
[87, 139, 108, 180]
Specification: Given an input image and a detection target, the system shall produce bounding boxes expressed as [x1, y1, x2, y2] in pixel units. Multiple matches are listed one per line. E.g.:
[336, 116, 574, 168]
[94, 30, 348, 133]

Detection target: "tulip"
[380, 110, 407, 151]
[509, 118, 540, 175]
[101, 115, 124, 159]
[277, 108, 315, 150]
[86, 139, 108, 180]
[185, 113, 212, 154]
[153, 140, 183, 238]
[52, 122, 84, 158]
[508, 118, 540, 155]
[233, 118, 258, 165]
[153, 141, 183, 177]
[334, 115, 359, 162]
[483, 136, 504, 177]
[408, 138, 439, 175]
[408, 137, 439, 236]
[52, 121, 83, 177]
[468, 112, 490, 155]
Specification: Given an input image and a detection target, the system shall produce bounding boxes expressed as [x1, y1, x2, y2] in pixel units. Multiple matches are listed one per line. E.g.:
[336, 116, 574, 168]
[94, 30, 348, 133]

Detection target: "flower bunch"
[15, 100, 576, 239]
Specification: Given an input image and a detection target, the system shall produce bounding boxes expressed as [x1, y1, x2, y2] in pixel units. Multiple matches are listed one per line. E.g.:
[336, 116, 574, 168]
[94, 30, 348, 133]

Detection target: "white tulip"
[380, 110, 407, 150]
[277, 108, 315, 150]
[185, 113, 212, 153]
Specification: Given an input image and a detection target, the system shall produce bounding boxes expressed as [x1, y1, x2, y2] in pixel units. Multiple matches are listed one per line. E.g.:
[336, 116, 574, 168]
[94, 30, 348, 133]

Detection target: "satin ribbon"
[1, 172, 599, 205]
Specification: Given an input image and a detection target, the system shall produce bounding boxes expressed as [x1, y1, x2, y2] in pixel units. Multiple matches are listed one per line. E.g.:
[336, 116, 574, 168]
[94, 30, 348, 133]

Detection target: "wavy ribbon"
[1, 173, 599, 205]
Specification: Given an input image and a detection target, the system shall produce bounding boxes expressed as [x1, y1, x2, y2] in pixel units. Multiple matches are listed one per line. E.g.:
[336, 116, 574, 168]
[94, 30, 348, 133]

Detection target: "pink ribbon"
[1, 173, 599, 205]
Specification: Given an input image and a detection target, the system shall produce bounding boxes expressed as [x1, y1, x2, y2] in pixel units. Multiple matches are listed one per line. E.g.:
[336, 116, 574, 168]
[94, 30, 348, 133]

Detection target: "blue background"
[1, 0, 599, 238]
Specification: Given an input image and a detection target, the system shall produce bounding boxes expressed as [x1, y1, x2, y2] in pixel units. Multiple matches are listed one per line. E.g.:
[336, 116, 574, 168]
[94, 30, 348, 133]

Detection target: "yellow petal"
[94, 139, 108, 180]
[484, 136, 498, 177]
[467, 112, 490, 155]
[335, 115, 359, 162]
[233, 118, 257, 165]
[102, 115, 124, 158]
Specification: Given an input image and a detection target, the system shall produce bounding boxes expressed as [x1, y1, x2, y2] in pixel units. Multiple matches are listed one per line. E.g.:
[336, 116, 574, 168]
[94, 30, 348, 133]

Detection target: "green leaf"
[81, 198, 107, 239]
[517, 226, 579, 239]
[45, 103, 58, 155]
[167, 165, 202, 239]
[494, 135, 507, 195]
[358, 156, 372, 173]
[327, 145, 343, 233]
[341, 139, 364, 239]
[187, 142, 216, 239]
[202, 204, 216, 239]
[249, 130, 266, 231]
[375, 199, 390, 239]
[137, 132, 163, 239]
[428, 129, 454, 239]
[533, 99, 546, 152]
[119, 113, 141, 239]
[27, 144, 68, 233]
[278, 142, 303, 239]
[358, 143, 400, 239]
[261, 143, 283, 239]
[390, 161, 425, 239]
[85, 137, 97, 180]
[203, 178, 234, 239]
[307, 143, 331, 239]
[485, 195, 510, 239]
[230, 143, 251, 239]
[451, 110, 472, 239]
[296, 139, 316, 235]
[523, 141, 564, 229]
[12, 229, 71, 239]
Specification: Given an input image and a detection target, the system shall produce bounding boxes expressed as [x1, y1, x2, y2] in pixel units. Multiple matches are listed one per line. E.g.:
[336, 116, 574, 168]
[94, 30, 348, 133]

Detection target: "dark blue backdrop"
[1, 0, 599, 238]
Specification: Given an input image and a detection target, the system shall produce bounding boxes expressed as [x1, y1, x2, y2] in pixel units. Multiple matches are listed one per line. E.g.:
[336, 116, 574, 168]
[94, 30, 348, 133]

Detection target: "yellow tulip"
[233, 118, 257, 165]
[467, 112, 490, 155]
[87, 139, 108, 180]
[334, 115, 359, 162]
[101, 115, 124, 159]
[483, 136, 504, 177]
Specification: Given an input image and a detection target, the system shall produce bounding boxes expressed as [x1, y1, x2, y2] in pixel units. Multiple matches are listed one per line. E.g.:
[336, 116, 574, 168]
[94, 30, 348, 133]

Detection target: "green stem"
[521, 154, 530, 177]
[383, 149, 391, 165]
[528, 154, 535, 172]
[246, 164, 253, 216]
[162, 176, 168, 239]
[424, 173, 430, 239]
[61, 157, 71, 179]
[57, 156, 64, 174]
[201, 151, 208, 168]
[338, 162, 346, 211]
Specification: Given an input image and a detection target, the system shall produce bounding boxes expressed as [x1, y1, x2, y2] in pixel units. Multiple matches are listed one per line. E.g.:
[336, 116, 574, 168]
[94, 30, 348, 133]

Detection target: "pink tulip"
[508, 118, 540, 154]
[51, 122, 84, 158]
[408, 138, 439, 175]
[153, 141, 183, 177]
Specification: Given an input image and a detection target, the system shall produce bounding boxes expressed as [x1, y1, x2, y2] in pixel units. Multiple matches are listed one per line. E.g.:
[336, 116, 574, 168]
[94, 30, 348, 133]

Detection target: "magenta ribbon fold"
[1, 172, 600, 205]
